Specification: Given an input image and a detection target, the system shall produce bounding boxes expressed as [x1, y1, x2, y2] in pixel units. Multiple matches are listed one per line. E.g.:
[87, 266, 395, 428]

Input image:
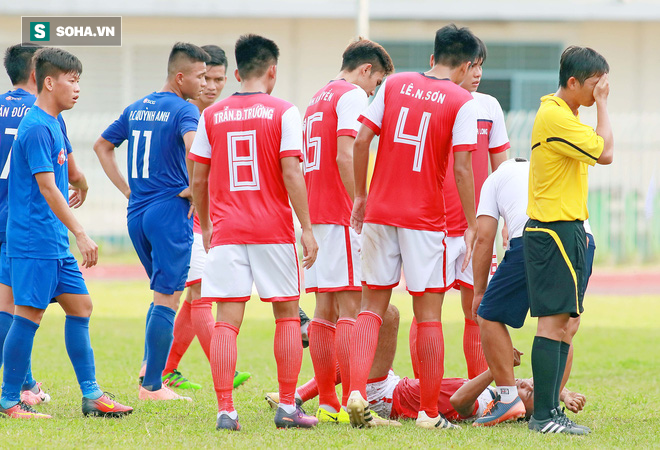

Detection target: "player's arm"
[67, 153, 88, 209]
[351, 125, 376, 234]
[191, 160, 211, 251]
[282, 156, 318, 269]
[453, 150, 478, 270]
[594, 74, 613, 165]
[450, 369, 495, 417]
[337, 135, 356, 202]
[93, 136, 130, 199]
[180, 130, 196, 201]
[472, 214, 498, 320]
[35, 172, 98, 268]
[489, 150, 507, 172]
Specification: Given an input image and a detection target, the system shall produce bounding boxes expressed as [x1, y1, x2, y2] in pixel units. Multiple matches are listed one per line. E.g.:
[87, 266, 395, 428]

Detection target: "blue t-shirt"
[101, 91, 199, 218]
[0, 89, 69, 244]
[7, 105, 73, 259]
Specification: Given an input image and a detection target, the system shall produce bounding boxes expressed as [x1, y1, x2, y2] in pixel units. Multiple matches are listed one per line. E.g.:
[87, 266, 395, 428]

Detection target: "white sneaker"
[416, 410, 459, 430]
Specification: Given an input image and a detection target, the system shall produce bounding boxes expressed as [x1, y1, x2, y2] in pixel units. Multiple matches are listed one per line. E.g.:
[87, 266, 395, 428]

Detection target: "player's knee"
[383, 304, 400, 329]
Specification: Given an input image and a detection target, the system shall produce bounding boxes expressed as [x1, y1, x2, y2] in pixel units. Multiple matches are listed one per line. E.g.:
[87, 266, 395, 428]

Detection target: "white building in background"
[1, 0, 659, 261]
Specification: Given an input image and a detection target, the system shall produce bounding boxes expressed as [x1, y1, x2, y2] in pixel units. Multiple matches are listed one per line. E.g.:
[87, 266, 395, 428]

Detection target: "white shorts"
[185, 232, 205, 286]
[445, 236, 498, 291]
[304, 224, 361, 293]
[201, 243, 300, 302]
[366, 369, 400, 420]
[361, 223, 449, 296]
[445, 236, 473, 289]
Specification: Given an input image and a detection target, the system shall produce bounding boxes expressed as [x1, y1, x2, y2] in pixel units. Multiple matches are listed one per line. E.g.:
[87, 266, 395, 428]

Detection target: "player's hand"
[513, 347, 523, 367]
[177, 187, 195, 219]
[461, 225, 478, 272]
[593, 73, 609, 103]
[75, 232, 98, 268]
[68, 184, 87, 209]
[501, 222, 509, 250]
[300, 227, 318, 269]
[350, 195, 367, 234]
[562, 390, 586, 413]
[202, 227, 212, 253]
[471, 293, 483, 321]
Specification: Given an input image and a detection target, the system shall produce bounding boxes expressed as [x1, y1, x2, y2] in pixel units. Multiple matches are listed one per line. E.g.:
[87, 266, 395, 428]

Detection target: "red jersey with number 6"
[303, 80, 368, 226]
[358, 72, 477, 232]
[188, 93, 303, 246]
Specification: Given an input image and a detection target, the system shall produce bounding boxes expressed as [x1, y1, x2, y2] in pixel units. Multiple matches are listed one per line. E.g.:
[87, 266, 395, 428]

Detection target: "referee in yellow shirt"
[524, 46, 613, 434]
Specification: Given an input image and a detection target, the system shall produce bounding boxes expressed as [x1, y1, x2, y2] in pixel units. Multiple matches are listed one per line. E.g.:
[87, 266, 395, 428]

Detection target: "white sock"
[319, 404, 338, 414]
[279, 403, 296, 414]
[497, 385, 518, 403]
[218, 410, 238, 420]
[295, 391, 302, 403]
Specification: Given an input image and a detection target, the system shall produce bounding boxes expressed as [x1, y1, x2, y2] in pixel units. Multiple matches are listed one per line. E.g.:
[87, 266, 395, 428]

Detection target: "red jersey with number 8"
[303, 80, 368, 226]
[358, 72, 477, 232]
[188, 93, 303, 246]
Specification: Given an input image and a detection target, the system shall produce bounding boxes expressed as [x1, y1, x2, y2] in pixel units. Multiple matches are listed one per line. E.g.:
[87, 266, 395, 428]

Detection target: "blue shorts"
[10, 255, 89, 310]
[477, 235, 596, 328]
[0, 242, 10, 287]
[127, 196, 193, 295]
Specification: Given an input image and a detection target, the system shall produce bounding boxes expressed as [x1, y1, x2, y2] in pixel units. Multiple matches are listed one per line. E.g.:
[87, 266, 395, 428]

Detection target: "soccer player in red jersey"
[348, 24, 481, 430]
[190, 34, 319, 431]
[409, 37, 510, 381]
[302, 38, 394, 424]
[164, 44, 251, 391]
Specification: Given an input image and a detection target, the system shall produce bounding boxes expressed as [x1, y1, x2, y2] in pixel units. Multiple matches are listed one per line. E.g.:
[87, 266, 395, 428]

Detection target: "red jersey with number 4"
[358, 72, 477, 232]
[188, 93, 303, 246]
[304, 80, 368, 226]
[444, 92, 510, 236]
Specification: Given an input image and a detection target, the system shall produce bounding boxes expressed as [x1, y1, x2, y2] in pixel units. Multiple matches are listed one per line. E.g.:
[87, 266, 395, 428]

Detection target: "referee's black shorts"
[523, 219, 587, 318]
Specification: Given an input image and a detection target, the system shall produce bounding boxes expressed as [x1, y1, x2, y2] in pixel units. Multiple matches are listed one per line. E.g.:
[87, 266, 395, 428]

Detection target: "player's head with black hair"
[341, 38, 394, 76]
[433, 24, 480, 68]
[202, 44, 228, 69]
[559, 46, 609, 88]
[167, 42, 210, 77]
[475, 36, 487, 65]
[235, 34, 279, 80]
[35, 47, 82, 94]
[167, 42, 210, 101]
[4, 44, 41, 85]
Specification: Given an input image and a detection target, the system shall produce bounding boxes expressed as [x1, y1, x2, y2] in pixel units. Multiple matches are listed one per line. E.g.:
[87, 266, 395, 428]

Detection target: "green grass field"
[3, 279, 659, 448]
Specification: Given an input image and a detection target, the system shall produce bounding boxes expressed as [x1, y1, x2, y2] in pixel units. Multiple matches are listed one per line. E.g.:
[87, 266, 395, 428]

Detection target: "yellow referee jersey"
[527, 95, 604, 222]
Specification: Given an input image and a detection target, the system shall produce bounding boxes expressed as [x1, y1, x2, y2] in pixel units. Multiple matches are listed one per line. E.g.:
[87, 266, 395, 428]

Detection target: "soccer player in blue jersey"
[94, 42, 210, 401]
[0, 44, 53, 407]
[0, 47, 132, 419]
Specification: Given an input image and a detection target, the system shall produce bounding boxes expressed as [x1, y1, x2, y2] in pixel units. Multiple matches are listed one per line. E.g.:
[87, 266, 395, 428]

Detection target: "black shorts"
[523, 219, 587, 318]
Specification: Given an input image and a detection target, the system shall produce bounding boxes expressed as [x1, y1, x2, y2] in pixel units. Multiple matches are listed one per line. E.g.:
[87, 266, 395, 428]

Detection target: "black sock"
[531, 336, 561, 421]
[555, 341, 570, 410]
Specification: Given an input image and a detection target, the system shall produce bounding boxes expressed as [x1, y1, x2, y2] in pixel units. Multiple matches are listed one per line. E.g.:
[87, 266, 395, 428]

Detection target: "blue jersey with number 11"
[101, 91, 199, 218]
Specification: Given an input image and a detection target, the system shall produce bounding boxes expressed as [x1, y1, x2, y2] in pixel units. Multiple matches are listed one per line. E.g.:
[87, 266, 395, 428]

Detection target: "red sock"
[464, 318, 488, 379]
[211, 322, 238, 412]
[349, 311, 382, 398]
[409, 317, 420, 379]
[417, 321, 444, 417]
[296, 377, 318, 402]
[191, 297, 214, 361]
[309, 319, 340, 411]
[275, 317, 303, 406]
[163, 300, 194, 375]
[336, 317, 354, 406]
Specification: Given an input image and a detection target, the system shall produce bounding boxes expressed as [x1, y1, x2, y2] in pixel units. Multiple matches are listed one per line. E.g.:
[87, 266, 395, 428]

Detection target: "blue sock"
[0, 311, 13, 369]
[1, 316, 38, 409]
[142, 302, 155, 365]
[142, 305, 175, 391]
[64, 315, 102, 399]
[21, 358, 36, 391]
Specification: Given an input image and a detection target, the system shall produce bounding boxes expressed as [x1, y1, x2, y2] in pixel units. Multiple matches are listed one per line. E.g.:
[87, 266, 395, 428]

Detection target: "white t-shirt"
[477, 159, 530, 240]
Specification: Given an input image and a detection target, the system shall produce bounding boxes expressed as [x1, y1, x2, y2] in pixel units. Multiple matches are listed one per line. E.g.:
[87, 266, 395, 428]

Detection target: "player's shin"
[212, 322, 239, 412]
